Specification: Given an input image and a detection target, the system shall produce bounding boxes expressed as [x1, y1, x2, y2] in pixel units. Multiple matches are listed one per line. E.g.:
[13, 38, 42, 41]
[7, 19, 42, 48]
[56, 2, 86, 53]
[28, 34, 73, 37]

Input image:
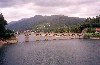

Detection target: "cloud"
[0, 0, 100, 22]
[0, 0, 98, 7]
[33, 0, 97, 7]
[0, 3, 36, 22]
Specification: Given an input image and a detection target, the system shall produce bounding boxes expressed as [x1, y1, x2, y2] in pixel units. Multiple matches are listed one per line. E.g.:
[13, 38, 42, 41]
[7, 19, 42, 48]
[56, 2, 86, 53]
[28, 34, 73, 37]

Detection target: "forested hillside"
[70, 15, 100, 33]
[7, 15, 85, 32]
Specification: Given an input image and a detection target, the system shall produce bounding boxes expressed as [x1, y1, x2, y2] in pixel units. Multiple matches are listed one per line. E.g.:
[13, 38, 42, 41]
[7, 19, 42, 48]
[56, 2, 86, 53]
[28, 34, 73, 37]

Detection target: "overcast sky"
[0, 0, 100, 22]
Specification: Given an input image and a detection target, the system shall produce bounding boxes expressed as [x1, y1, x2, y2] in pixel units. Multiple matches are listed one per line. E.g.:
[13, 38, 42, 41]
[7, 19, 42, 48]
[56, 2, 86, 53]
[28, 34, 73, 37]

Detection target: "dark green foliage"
[86, 28, 95, 33]
[82, 15, 100, 28]
[84, 33, 100, 38]
[0, 13, 14, 40]
[3, 29, 14, 39]
[32, 22, 68, 33]
[71, 15, 100, 33]
[0, 13, 7, 30]
[69, 24, 82, 33]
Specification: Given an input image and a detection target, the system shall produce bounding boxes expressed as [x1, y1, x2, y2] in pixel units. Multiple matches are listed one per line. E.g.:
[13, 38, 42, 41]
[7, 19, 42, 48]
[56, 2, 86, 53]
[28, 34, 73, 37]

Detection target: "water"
[0, 39, 100, 65]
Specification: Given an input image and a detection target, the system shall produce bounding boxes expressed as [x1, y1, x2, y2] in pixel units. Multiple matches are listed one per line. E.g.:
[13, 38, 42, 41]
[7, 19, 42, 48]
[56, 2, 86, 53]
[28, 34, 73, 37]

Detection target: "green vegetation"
[80, 15, 100, 38]
[32, 23, 68, 33]
[0, 13, 14, 40]
[7, 15, 85, 32]
[32, 15, 100, 34]
[32, 15, 100, 38]
[71, 15, 100, 33]
[84, 33, 100, 38]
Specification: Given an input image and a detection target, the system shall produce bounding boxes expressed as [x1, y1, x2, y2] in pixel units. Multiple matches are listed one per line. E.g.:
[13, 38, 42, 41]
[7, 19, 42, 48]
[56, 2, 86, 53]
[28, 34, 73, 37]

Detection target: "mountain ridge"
[7, 15, 86, 32]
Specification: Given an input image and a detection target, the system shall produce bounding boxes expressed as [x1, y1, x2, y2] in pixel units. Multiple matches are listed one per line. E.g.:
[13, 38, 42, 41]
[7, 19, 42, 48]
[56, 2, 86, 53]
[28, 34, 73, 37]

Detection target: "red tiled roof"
[96, 28, 100, 31]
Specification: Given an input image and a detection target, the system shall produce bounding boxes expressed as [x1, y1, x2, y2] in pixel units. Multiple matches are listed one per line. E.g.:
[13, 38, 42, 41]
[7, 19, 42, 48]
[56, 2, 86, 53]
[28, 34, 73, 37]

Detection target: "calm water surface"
[0, 39, 100, 65]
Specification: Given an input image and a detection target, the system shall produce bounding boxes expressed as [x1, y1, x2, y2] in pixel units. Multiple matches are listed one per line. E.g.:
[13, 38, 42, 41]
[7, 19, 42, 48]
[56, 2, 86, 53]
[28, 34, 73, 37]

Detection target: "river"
[0, 39, 100, 65]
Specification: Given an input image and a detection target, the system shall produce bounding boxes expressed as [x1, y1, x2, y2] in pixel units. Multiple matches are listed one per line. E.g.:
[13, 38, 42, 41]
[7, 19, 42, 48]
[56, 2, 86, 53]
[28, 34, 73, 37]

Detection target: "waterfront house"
[95, 28, 100, 33]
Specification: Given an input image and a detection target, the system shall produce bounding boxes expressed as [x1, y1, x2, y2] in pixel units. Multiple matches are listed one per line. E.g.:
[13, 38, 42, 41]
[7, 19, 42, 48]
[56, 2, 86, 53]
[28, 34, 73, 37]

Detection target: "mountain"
[6, 15, 86, 32]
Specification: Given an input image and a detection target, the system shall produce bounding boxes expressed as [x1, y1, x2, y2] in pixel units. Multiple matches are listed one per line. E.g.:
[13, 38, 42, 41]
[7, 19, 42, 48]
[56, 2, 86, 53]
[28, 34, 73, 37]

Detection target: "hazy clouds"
[0, 0, 100, 22]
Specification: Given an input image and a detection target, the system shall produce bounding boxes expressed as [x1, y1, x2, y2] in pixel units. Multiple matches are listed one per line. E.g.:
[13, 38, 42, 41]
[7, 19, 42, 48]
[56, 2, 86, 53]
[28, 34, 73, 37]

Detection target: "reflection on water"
[0, 39, 100, 65]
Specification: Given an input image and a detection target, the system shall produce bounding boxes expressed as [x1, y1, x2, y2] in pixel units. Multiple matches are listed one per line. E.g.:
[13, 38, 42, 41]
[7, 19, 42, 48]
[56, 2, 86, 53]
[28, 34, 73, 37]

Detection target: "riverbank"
[84, 33, 100, 39]
[1, 33, 100, 44]
[0, 36, 17, 46]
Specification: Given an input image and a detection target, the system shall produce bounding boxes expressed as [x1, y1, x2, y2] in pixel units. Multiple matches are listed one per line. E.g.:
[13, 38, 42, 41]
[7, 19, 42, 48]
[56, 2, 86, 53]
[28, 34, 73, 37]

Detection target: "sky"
[0, 0, 100, 22]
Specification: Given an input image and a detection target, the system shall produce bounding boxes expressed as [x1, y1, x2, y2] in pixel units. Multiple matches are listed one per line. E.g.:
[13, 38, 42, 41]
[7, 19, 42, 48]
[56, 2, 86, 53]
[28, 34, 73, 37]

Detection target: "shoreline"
[90, 37, 100, 39]
[1, 32, 100, 45]
[0, 37, 100, 45]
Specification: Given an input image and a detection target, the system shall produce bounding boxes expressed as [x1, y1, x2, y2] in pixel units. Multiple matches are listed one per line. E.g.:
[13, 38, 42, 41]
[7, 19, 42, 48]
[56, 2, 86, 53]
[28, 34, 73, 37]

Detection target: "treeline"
[31, 15, 100, 33]
[0, 13, 14, 40]
[32, 23, 68, 33]
[70, 15, 100, 33]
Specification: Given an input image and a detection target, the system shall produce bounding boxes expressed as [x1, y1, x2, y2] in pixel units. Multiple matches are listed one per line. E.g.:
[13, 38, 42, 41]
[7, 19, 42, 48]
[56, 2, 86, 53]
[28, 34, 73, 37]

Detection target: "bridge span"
[16, 33, 84, 43]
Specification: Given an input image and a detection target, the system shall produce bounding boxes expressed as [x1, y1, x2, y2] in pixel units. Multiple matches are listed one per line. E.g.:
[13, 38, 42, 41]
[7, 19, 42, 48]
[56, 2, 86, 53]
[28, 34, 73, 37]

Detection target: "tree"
[0, 13, 7, 30]
[0, 13, 14, 40]
[69, 15, 100, 33]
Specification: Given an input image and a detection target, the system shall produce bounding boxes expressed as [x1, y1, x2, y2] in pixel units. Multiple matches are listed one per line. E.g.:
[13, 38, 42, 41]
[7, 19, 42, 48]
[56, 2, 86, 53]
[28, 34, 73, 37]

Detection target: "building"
[95, 28, 100, 33]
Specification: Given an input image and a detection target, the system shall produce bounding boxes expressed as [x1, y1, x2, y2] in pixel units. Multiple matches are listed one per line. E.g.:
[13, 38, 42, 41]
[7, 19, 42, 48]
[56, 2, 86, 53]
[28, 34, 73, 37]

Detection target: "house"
[95, 28, 100, 33]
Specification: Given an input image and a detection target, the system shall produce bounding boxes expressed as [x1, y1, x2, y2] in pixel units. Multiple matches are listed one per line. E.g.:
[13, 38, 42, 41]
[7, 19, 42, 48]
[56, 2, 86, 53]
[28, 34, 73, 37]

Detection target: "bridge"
[16, 32, 84, 43]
